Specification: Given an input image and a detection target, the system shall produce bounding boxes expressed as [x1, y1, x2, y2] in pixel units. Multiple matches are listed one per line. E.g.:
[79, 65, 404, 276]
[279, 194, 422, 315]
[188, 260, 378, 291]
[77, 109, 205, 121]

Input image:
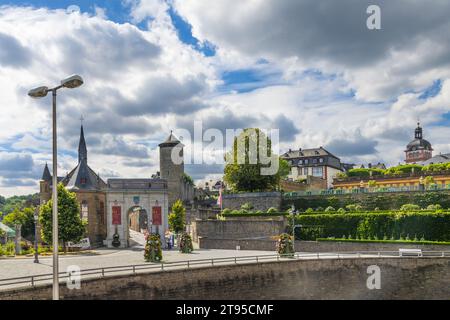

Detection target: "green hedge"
[293, 212, 450, 242]
[283, 192, 450, 211]
[222, 212, 288, 217]
[316, 238, 450, 246]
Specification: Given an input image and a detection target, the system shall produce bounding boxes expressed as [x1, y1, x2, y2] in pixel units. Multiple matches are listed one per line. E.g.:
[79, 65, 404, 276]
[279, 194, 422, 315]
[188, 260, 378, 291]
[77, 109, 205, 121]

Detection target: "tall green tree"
[168, 199, 186, 233]
[2, 207, 35, 239]
[39, 183, 85, 252]
[224, 128, 289, 192]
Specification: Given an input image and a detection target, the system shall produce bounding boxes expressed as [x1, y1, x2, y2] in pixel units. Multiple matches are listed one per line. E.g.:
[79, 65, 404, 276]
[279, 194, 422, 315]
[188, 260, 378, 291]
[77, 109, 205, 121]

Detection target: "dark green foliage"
[39, 184, 85, 251]
[282, 191, 450, 211]
[293, 211, 450, 241]
[317, 238, 450, 245]
[182, 173, 195, 186]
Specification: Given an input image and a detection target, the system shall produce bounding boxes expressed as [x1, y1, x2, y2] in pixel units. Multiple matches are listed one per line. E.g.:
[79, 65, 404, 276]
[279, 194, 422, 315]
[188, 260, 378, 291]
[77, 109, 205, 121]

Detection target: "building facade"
[281, 147, 343, 188]
[39, 125, 107, 246]
[39, 127, 193, 248]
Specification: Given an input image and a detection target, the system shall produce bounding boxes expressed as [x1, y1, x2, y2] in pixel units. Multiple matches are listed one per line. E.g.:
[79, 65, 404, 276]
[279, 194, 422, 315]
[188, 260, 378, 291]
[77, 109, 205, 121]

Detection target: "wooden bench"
[399, 248, 423, 257]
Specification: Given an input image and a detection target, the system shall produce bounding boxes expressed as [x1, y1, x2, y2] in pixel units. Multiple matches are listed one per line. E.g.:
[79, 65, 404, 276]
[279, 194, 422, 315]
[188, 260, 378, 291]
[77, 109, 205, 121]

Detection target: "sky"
[0, 0, 450, 196]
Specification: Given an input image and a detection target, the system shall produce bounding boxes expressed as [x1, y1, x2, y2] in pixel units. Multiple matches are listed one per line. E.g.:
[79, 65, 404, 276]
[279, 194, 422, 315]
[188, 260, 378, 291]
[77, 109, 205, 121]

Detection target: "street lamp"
[28, 75, 83, 300]
[33, 208, 39, 264]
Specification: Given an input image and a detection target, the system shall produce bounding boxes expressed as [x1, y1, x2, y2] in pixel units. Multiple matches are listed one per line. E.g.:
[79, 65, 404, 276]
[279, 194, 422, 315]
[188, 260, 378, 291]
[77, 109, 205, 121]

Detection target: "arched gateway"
[105, 179, 169, 248]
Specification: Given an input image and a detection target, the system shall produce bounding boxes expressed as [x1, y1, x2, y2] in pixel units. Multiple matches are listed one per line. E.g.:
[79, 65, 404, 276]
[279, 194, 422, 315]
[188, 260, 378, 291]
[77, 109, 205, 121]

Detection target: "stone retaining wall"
[223, 192, 282, 211]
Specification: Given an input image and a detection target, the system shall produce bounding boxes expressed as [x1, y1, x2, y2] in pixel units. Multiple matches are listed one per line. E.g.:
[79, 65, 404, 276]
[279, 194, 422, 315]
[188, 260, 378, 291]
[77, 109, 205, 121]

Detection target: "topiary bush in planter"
[276, 233, 294, 257]
[179, 232, 194, 254]
[144, 233, 162, 262]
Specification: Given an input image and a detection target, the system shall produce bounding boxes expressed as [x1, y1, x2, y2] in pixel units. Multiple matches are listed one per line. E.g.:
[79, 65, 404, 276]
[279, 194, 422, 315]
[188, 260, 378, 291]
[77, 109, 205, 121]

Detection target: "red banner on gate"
[152, 206, 162, 225]
[112, 206, 121, 225]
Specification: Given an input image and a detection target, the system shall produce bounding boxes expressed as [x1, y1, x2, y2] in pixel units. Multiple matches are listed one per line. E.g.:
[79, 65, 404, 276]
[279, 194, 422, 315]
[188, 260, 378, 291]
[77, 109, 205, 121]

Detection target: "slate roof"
[281, 147, 342, 170]
[421, 153, 450, 165]
[61, 160, 106, 191]
[159, 131, 182, 147]
[41, 163, 51, 181]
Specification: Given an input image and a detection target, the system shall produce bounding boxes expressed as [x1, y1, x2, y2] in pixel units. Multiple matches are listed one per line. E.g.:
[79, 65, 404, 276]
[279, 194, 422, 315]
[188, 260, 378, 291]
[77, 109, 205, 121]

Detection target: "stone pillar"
[14, 224, 22, 255]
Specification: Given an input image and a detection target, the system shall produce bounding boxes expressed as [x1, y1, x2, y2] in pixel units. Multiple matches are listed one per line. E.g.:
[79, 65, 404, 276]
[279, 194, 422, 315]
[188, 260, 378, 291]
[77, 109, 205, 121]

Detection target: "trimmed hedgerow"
[293, 211, 450, 242]
[316, 238, 450, 245]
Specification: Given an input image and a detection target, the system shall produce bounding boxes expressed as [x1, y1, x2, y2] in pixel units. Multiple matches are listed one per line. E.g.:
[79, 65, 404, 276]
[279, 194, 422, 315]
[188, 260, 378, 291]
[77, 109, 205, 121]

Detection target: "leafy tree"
[224, 128, 288, 192]
[182, 173, 195, 186]
[39, 184, 85, 252]
[2, 207, 35, 240]
[168, 199, 186, 233]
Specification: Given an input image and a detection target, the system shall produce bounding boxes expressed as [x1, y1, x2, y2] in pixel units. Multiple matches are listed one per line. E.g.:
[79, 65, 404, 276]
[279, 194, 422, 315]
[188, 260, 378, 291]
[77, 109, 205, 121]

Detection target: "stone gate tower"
[159, 131, 184, 209]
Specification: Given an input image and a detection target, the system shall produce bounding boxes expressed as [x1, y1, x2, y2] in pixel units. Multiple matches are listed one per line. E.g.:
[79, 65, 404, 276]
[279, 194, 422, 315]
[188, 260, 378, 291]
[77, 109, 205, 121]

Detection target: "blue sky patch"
[168, 7, 216, 57]
[220, 68, 284, 93]
[419, 79, 442, 100]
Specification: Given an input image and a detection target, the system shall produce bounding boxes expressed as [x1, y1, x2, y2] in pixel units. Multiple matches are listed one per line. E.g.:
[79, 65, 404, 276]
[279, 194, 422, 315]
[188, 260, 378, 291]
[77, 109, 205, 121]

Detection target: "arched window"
[81, 201, 89, 221]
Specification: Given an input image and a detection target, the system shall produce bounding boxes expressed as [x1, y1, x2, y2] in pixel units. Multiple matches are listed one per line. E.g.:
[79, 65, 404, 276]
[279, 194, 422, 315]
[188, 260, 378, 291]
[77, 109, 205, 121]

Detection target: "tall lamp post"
[33, 208, 39, 264]
[28, 75, 84, 300]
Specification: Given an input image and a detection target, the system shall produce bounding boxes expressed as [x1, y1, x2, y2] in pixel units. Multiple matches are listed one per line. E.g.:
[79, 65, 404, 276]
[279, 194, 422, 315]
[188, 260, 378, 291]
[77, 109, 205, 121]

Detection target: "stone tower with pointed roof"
[159, 131, 185, 209]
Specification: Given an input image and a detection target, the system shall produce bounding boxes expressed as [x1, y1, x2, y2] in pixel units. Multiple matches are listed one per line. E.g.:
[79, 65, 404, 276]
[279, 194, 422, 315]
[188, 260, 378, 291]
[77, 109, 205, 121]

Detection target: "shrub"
[316, 207, 324, 212]
[427, 204, 442, 211]
[222, 208, 232, 215]
[345, 204, 362, 212]
[267, 207, 278, 214]
[324, 206, 336, 212]
[400, 204, 421, 211]
[255, 210, 263, 214]
[241, 203, 254, 211]
[305, 208, 314, 214]
[337, 208, 346, 214]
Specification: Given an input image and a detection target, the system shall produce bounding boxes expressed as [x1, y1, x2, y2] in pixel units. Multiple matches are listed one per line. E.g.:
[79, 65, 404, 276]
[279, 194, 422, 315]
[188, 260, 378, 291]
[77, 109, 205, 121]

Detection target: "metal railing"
[0, 251, 448, 291]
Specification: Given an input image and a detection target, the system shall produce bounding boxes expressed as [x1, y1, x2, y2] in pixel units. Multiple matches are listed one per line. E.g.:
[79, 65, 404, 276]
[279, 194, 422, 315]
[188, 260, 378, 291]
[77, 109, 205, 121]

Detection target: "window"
[319, 158, 324, 163]
[299, 160, 303, 165]
[81, 201, 89, 221]
[99, 201, 105, 225]
[312, 159, 317, 164]
[312, 167, 323, 177]
[304, 159, 309, 164]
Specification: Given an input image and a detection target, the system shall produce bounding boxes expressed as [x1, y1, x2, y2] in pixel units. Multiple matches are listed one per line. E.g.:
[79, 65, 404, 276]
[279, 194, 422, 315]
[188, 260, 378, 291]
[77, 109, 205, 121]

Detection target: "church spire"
[78, 124, 87, 163]
[41, 162, 52, 181]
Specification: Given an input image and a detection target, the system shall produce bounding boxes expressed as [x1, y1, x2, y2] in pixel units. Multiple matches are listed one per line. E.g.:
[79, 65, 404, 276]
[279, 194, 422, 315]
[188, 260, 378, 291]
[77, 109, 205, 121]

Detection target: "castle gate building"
[104, 179, 168, 248]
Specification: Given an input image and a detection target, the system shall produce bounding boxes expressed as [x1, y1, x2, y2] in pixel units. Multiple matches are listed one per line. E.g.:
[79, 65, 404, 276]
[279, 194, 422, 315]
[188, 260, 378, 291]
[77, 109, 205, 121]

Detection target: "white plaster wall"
[105, 191, 169, 248]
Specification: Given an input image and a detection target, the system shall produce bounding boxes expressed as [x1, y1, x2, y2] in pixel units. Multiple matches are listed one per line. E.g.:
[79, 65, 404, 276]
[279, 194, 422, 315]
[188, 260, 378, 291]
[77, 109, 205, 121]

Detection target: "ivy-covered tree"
[39, 183, 85, 252]
[168, 199, 186, 234]
[224, 128, 289, 192]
